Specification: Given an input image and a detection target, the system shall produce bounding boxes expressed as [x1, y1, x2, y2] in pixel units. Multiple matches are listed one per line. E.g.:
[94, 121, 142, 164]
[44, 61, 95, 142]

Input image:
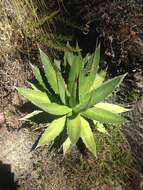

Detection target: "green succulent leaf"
[39, 48, 59, 93]
[67, 115, 81, 144]
[73, 74, 126, 114]
[84, 53, 94, 75]
[80, 117, 96, 156]
[79, 62, 86, 101]
[40, 103, 72, 115]
[57, 72, 66, 104]
[93, 121, 109, 134]
[17, 88, 71, 115]
[18, 87, 50, 104]
[68, 54, 82, 107]
[64, 42, 76, 66]
[31, 64, 47, 90]
[64, 51, 74, 66]
[63, 137, 72, 155]
[79, 58, 93, 99]
[85, 74, 126, 104]
[82, 107, 126, 124]
[90, 68, 107, 91]
[82, 53, 90, 65]
[94, 102, 129, 113]
[79, 46, 100, 99]
[84, 46, 100, 88]
[37, 116, 66, 147]
[19, 110, 43, 121]
[54, 59, 61, 70]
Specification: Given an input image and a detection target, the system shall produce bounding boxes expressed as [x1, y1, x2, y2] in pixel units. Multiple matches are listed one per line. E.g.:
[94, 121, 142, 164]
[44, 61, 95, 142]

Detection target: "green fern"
[55, 17, 84, 31]
[1, 0, 86, 52]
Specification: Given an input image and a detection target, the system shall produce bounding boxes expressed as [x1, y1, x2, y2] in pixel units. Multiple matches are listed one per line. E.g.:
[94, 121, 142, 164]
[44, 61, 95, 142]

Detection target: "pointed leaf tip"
[67, 115, 81, 144]
[94, 102, 129, 113]
[80, 117, 96, 156]
[74, 73, 127, 114]
[63, 137, 72, 155]
[82, 107, 126, 124]
[37, 116, 66, 147]
[39, 49, 59, 93]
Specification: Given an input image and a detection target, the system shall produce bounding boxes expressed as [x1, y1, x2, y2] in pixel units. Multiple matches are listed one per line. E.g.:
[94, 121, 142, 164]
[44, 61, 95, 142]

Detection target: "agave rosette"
[17, 45, 128, 156]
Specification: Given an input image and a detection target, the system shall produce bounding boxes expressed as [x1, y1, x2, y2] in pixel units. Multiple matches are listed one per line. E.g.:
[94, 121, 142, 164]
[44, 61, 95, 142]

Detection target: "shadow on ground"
[0, 161, 18, 190]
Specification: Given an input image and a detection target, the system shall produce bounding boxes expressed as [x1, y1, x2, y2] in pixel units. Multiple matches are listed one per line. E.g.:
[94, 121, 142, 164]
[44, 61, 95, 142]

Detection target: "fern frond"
[39, 33, 72, 42]
[55, 17, 84, 31]
[39, 39, 79, 52]
[24, 10, 59, 30]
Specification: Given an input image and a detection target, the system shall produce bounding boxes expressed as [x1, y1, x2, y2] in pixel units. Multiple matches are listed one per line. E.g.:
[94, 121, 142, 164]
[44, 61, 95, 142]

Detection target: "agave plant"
[17, 45, 128, 156]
